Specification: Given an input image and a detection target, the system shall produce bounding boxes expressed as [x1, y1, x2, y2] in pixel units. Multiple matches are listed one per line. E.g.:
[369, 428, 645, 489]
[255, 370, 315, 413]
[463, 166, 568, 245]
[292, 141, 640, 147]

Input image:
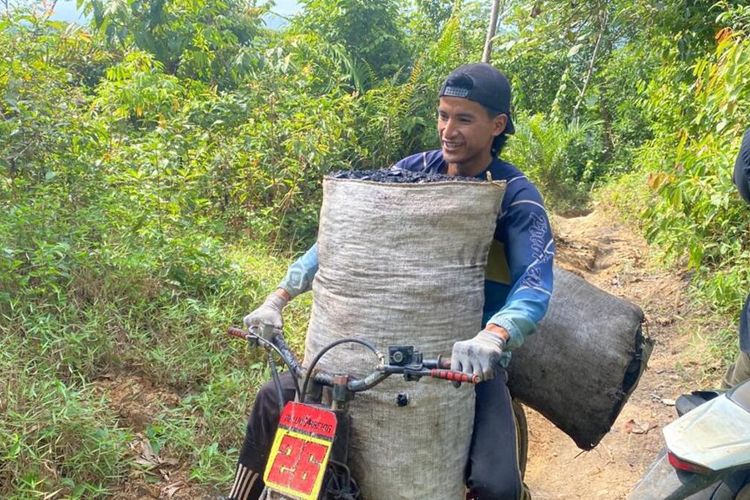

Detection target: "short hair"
[482, 107, 509, 157]
[492, 133, 508, 157]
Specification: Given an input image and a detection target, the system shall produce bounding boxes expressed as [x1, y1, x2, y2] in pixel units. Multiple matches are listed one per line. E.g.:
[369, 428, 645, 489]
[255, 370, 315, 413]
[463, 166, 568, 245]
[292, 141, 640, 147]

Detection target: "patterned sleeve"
[278, 243, 319, 298]
[488, 185, 555, 350]
[734, 128, 750, 204]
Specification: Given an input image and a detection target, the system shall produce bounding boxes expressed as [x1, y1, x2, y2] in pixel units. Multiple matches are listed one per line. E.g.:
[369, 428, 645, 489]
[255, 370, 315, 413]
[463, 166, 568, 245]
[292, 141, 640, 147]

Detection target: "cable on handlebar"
[268, 352, 285, 413]
[301, 338, 379, 403]
[250, 332, 302, 398]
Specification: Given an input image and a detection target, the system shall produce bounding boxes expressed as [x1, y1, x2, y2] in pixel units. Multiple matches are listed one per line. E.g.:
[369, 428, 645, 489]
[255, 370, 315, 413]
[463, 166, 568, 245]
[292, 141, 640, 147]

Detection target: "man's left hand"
[451, 326, 508, 380]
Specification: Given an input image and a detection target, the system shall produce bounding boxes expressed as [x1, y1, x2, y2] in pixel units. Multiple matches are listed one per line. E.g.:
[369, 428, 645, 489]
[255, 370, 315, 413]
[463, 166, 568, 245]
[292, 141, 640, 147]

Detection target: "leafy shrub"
[637, 31, 750, 312]
[504, 113, 596, 213]
[292, 0, 410, 84]
[81, 0, 267, 88]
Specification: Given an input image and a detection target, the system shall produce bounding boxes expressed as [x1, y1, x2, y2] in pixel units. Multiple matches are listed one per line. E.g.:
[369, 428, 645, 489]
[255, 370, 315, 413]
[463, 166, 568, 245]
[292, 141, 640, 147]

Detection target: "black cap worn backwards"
[439, 63, 515, 134]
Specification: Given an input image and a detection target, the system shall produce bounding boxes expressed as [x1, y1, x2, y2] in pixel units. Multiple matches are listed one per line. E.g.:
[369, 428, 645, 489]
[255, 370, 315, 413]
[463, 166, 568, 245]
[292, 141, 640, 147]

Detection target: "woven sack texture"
[304, 177, 505, 499]
[508, 266, 652, 450]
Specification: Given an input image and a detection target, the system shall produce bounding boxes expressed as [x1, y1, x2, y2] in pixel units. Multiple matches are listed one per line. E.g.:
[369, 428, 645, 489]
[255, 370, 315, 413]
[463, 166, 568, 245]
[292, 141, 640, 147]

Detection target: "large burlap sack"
[508, 266, 652, 450]
[304, 176, 505, 500]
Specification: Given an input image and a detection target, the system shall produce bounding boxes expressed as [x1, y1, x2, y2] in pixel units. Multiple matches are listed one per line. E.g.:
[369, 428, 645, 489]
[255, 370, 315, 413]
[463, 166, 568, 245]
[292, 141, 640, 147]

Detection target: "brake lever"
[247, 326, 262, 347]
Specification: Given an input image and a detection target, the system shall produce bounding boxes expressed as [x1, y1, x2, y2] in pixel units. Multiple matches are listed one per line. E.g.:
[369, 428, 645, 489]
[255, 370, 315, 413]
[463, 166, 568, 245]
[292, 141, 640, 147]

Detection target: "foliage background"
[3, 0, 750, 496]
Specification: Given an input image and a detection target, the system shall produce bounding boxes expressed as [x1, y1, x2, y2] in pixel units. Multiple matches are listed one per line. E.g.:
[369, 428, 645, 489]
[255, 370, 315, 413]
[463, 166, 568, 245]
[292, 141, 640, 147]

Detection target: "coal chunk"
[330, 167, 483, 184]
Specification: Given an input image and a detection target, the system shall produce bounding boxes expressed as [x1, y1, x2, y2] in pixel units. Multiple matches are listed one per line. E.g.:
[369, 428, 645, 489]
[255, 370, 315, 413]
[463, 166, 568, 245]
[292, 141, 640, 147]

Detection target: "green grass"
[0, 219, 313, 497]
[0, 341, 132, 497]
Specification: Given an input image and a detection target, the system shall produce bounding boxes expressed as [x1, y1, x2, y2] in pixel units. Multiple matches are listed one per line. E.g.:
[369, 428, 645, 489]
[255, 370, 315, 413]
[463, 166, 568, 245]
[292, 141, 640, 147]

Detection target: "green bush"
[505, 113, 597, 213]
[637, 32, 750, 313]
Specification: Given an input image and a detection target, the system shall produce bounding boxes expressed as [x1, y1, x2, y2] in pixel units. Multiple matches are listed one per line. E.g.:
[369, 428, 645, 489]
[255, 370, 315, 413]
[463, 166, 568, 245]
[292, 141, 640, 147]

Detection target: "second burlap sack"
[508, 266, 652, 450]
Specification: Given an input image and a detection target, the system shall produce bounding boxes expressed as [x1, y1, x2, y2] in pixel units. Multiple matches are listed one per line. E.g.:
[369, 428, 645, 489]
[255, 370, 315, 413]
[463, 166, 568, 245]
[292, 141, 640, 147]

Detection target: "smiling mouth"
[442, 142, 462, 151]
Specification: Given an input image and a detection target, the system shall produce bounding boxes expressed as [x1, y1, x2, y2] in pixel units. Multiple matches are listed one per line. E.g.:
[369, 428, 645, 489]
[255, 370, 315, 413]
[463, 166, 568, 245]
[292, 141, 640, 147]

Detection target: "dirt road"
[524, 208, 727, 499]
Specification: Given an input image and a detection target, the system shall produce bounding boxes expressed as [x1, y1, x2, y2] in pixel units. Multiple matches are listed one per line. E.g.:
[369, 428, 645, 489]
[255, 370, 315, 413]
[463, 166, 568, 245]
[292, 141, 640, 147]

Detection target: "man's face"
[437, 96, 506, 176]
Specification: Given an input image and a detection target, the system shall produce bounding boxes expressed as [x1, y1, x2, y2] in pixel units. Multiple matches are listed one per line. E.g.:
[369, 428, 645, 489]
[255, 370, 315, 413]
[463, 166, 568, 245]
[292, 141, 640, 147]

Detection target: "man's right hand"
[243, 291, 289, 340]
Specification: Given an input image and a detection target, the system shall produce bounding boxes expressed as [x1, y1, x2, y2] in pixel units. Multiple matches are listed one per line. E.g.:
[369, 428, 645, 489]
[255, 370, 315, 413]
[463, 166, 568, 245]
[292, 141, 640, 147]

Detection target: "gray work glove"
[451, 330, 506, 381]
[243, 292, 289, 340]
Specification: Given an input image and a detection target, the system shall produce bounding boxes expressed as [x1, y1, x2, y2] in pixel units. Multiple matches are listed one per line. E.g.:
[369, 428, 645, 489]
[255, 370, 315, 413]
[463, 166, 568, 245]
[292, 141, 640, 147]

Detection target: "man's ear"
[493, 114, 508, 136]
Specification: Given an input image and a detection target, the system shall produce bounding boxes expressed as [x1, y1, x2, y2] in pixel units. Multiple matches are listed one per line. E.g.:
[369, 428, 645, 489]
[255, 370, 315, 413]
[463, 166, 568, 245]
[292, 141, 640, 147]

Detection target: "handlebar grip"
[429, 369, 480, 384]
[227, 327, 249, 339]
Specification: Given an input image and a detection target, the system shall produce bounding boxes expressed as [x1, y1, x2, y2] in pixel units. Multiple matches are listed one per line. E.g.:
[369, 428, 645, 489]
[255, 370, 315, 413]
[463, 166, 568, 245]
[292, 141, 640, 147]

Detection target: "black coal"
[330, 168, 483, 184]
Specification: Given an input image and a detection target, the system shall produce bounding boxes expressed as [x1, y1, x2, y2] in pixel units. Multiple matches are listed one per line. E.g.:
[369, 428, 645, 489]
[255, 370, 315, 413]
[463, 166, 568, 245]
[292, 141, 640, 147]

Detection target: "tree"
[482, 0, 503, 63]
[292, 0, 410, 85]
[495, 0, 718, 168]
[78, 0, 267, 88]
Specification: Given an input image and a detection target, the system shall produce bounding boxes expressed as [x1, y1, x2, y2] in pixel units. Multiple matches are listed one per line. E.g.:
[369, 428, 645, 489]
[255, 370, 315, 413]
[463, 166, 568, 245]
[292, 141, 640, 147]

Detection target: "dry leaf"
[160, 481, 184, 499]
[624, 419, 657, 434]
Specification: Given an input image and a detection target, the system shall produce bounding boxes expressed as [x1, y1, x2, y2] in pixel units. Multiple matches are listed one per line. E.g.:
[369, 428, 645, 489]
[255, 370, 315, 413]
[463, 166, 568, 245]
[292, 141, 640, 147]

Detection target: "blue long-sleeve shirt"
[280, 151, 555, 362]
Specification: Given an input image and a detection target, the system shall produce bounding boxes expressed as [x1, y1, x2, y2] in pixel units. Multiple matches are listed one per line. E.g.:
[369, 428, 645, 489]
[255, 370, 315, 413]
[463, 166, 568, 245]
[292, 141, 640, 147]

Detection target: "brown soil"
[524, 207, 726, 499]
[101, 206, 728, 499]
[92, 375, 181, 433]
[92, 375, 215, 499]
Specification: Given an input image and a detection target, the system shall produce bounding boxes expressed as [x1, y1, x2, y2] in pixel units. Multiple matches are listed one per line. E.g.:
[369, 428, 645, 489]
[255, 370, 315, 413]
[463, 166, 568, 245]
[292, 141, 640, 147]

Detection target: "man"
[725, 127, 750, 387]
[228, 63, 555, 500]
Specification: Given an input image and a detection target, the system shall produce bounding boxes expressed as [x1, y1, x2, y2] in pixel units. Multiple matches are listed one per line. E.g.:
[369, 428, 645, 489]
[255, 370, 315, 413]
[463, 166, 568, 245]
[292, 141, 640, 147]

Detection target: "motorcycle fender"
[665, 394, 750, 471]
[628, 448, 726, 500]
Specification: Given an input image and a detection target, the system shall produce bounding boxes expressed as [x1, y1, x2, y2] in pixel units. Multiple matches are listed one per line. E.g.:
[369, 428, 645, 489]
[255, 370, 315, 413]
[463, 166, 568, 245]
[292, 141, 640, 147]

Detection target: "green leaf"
[567, 44, 583, 58]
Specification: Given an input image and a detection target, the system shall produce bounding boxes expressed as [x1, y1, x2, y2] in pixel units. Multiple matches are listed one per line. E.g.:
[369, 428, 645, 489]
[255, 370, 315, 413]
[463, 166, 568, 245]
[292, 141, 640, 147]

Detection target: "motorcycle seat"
[675, 390, 722, 416]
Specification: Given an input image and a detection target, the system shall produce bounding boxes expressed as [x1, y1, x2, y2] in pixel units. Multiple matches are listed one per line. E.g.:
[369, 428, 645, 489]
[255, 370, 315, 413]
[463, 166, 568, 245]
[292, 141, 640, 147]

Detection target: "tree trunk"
[572, 9, 609, 124]
[482, 0, 503, 63]
[598, 33, 615, 163]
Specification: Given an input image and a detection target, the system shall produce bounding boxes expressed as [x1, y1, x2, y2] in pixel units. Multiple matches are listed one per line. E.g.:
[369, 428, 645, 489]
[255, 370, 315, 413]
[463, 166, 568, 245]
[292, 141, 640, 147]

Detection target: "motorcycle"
[629, 379, 750, 499]
[227, 326, 528, 500]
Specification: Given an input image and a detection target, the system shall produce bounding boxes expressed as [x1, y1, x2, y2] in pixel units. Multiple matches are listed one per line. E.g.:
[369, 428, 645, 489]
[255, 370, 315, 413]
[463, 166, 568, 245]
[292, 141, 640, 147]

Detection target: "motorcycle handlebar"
[227, 326, 303, 378]
[227, 326, 481, 388]
[430, 369, 480, 384]
[227, 326, 249, 340]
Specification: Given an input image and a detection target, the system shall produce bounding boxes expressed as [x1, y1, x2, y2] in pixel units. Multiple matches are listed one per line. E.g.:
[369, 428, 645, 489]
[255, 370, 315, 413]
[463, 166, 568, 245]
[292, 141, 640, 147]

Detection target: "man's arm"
[487, 187, 555, 351]
[452, 185, 554, 378]
[244, 243, 319, 337]
[278, 243, 319, 298]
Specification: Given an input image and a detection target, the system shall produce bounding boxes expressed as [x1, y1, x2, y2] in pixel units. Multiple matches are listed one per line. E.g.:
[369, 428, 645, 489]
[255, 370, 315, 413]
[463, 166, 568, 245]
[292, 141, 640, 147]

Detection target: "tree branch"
[46, 0, 59, 20]
[572, 9, 608, 124]
[482, 0, 505, 63]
